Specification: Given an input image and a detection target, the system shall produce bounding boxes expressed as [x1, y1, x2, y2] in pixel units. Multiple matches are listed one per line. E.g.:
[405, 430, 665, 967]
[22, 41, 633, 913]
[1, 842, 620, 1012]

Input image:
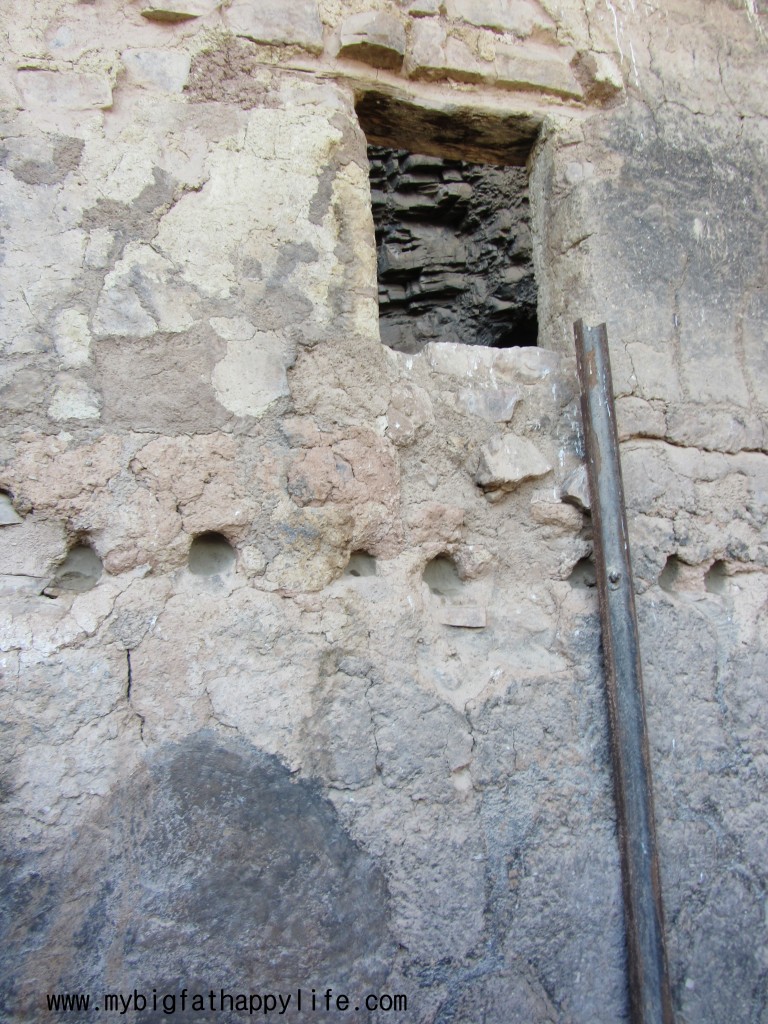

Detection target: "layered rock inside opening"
[368, 146, 537, 352]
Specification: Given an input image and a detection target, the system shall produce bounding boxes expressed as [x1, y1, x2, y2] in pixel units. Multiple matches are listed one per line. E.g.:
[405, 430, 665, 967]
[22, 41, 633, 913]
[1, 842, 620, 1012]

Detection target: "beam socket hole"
[423, 555, 463, 597]
[188, 532, 236, 577]
[568, 556, 596, 589]
[344, 551, 377, 578]
[53, 543, 103, 593]
[705, 559, 729, 595]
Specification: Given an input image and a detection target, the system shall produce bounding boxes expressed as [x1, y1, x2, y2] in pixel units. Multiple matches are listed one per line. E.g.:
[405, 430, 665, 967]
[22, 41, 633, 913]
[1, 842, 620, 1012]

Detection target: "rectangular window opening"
[356, 93, 541, 354]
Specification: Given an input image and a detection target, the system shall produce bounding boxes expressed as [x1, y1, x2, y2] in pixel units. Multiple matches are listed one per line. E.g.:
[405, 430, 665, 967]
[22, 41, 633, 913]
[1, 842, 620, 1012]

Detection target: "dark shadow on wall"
[4, 732, 393, 1023]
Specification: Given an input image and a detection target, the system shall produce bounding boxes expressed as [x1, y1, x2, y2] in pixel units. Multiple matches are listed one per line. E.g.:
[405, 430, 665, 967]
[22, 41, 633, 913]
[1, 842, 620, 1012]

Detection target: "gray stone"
[0, 517, 66, 577]
[0, 494, 22, 526]
[444, 0, 556, 39]
[141, 0, 220, 20]
[406, 25, 491, 83]
[473, 433, 552, 494]
[494, 44, 584, 98]
[490, 346, 560, 383]
[402, 0, 440, 14]
[225, 0, 324, 52]
[336, 12, 406, 70]
[122, 49, 192, 93]
[48, 377, 101, 422]
[561, 464, 591, 511]
[385, 382, 435, 445]
[572, 50, 624, 101]
[454, 386, 521, 421]
[16, 70, 112, 110]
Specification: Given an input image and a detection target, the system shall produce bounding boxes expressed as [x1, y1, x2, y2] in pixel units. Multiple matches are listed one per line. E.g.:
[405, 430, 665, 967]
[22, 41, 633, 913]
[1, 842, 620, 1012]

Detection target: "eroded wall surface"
[1, 2, 766, 1022]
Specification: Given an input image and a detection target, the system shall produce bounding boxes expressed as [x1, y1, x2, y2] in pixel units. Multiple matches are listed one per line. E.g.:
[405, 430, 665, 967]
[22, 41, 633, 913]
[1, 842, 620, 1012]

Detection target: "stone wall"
[1, 2, 766, 1022]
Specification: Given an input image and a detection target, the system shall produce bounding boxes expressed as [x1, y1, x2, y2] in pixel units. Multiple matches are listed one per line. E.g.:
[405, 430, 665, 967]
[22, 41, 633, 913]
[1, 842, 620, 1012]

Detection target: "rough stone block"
[0, 518, 66, 577]
[141, 0, 220, 20]
[48, 378, 101, 422]
[494, 43, 583, 98]
[424, 343, 560, 385]
[336, 12, 406, 70]
[386, 382, 435, 445]
[473, 434, 552, 494]
[0, 494, 22, 526]
[0, 575, 40, 596]
[405, 19, 489, 81]
[664, 405, 765, 454]
[625, 341, 682, 402]
[122, 49, 192, 93]
[560, 464, 590, 511]
[53, 310, 91, 369]
[210, 321, 294, 418]
[93, 243, 196, 339]
[453, 386, 521, 421]
[16, 70, 112, 110]
[530, 495, 583, 529]
[615, 395, 666, 440]
[572, 50, 624, 101]
[405, 20, 454, 80]
[225, 0, 324, 52]
[402, 0, 440, 14]
[425, 341, 496, 377]
[445, 0, 556, 39]
[492, 346, 561, 383]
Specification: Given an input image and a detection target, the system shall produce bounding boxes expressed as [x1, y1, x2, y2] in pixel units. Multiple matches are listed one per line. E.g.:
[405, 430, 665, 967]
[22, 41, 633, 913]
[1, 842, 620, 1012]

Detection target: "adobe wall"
[1, 2, 766, 1021]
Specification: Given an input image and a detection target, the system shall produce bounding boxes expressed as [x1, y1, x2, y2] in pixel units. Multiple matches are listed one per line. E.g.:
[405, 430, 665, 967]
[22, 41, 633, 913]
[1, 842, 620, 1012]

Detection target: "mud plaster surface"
[1, 1, 767, 1022]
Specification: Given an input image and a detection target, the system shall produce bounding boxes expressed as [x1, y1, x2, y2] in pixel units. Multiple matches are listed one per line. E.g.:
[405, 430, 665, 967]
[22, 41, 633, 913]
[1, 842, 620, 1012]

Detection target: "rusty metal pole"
[573, 320, 674, 1024]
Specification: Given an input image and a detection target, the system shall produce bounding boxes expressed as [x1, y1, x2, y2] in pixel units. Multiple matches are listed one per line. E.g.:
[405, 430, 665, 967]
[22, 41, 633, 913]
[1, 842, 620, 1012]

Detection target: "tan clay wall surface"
[1, 1, 767, 1021]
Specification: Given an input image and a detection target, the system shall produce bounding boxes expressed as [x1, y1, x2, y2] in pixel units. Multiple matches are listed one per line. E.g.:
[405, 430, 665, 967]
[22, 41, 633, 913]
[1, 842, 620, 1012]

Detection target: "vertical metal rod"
[573, 320, 674, 1024]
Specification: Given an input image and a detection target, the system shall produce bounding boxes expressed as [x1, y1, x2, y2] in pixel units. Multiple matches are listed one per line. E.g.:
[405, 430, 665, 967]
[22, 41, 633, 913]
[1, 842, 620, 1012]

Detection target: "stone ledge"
[335, 12, 406, 71]
[444, 0, 557, 41]
[405, 21, 583, 99]
[225, 0, 324, 53]
[141, 0, 220, 21]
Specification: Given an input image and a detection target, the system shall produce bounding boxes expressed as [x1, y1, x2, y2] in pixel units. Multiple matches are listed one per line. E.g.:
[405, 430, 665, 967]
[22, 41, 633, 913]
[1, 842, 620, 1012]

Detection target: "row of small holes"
[49, 531, 237, 594]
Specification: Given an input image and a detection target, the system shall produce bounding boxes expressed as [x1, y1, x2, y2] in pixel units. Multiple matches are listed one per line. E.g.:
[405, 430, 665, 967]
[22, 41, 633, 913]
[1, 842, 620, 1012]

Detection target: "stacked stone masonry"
[369, 146, 537, 351]
[0, 2, 767, 1023]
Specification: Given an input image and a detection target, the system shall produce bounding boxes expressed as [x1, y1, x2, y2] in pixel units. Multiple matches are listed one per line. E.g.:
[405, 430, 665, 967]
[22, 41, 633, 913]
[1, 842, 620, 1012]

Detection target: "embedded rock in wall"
[368, 147, 537, 352]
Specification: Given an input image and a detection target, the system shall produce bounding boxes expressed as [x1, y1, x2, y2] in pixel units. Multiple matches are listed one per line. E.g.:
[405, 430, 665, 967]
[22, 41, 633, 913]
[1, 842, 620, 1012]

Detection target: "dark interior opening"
[356, 94, 541, 354]
[366, 146, 537, 352]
